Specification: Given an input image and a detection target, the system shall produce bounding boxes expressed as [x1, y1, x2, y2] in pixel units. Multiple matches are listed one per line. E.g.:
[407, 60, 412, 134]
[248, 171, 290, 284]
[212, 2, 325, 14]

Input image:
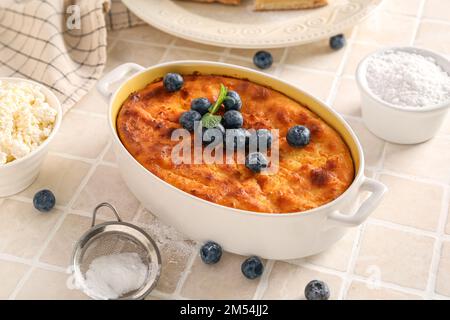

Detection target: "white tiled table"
[1, 0, 450, 300]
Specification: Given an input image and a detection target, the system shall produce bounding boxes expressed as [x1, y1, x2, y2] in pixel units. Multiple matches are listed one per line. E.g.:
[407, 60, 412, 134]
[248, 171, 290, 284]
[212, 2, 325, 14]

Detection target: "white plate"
[122, 0, 383, 48]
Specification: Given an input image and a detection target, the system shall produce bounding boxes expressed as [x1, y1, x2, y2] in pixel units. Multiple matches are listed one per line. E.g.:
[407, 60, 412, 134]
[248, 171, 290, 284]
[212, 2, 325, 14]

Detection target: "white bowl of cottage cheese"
[0, 78, 62, 197]
[356, 47, 450, 144]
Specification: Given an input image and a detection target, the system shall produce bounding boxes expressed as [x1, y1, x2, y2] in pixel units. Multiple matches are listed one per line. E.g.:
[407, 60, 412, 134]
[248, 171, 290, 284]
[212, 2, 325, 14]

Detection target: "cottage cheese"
[0, 81, 57, 165]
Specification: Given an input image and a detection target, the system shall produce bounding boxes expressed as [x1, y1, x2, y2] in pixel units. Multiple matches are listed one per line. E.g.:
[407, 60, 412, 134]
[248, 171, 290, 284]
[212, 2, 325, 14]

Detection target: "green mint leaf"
[202, 113, 222, 129]
[209, 84, 228, 115]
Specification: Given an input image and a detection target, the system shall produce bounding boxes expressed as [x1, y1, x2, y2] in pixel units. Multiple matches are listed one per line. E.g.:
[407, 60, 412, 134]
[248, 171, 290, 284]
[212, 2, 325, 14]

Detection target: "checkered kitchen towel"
[0, 0, 143, 113]
[107, 0, 143, 30]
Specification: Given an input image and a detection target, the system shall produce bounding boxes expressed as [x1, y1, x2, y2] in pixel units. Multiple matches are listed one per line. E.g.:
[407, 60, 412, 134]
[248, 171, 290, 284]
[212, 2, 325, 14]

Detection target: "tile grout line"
[291, 259, 428, 298]
[98, 160, 118, 168]
[326, 26, 359, 107]
[0, 253, 67, 273]
[409, 0, 427, 46]
[115, 37, 225, 57]
[377, 168, 450, 188]
[412, 0, 446, 301]
[47, 151, 96, 164]
[70, 109, 107, 119]
[367, 218, 439, 239]
[159, 38, 190, 64]
[7, 141, 112, 300]
[279, 63, 339, 77]
[273, 47, 289, 78]
[349, 274, 427, 298]
[339, 223, 365, 300]
[148, 289, 177, 300]
[421, 17, 450, 26]
[106, 36, 121, 55]
[433, 293, 450, 300]
[339, 135, 387, 299]
[218, 47, 231, 63]
[424, 185, 450, 299]
[172, 242, 201, 299]
[252, 260, 275, 300]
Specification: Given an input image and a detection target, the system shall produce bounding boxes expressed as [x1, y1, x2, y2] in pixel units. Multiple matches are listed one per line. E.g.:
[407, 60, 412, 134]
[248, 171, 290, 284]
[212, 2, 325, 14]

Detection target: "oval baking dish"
[97, 61, 387, 260]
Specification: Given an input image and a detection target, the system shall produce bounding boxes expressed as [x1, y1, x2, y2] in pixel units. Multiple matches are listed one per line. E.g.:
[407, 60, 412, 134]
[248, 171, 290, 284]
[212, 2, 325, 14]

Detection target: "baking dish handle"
[328, 178, 387, 227]
[97, 63, 145, 100]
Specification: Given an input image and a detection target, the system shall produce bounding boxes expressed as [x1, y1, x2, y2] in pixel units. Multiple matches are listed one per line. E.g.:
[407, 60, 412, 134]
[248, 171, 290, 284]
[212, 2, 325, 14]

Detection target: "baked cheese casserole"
[117, 75, 354, 213]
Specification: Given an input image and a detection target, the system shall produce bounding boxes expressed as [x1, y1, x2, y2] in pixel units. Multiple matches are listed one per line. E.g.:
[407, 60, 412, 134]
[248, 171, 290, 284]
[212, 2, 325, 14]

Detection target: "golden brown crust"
[117, 75, 354, 214]
[254, 0, 328, 10]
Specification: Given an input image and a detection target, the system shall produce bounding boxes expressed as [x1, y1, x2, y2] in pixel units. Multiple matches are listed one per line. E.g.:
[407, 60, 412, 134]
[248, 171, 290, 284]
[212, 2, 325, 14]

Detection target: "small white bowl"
[356, 46, 450, 144]
[0, 78, 62, 197]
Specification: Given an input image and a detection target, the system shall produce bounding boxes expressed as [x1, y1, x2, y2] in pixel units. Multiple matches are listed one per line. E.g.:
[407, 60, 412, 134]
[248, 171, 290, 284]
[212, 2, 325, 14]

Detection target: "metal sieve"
[71, 203, 161, 300]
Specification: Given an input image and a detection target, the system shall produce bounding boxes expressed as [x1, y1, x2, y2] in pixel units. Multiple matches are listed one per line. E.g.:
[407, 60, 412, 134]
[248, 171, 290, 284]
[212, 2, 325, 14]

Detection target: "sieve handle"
[92, 203, 122, 227]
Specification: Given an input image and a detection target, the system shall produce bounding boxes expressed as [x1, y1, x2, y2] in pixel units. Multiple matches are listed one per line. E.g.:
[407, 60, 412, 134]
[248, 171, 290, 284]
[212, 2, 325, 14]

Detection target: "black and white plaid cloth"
[107, 0, 143, 30]
[0, 0, 143, 113]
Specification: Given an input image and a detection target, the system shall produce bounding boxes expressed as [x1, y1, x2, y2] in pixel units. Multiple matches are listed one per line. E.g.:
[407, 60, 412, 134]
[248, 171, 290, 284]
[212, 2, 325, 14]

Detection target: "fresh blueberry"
[253, 51, 273, 70]
[329, 34, 346, 50]
[241, 256, 264, 280]
[163, 73, 184, 92]
[304, 280, 330, 300]
[223, 91, 242, 112]
[191, 97, 211, 115]
[203, 124, 225, 147]
[225, 128, 248, 152]
[286, 125, 310, 147]
[256, 129, 272, 150]
[33, 190, 56, 212]
[179, 110, 202, 132]
[200, 241, 223, 264]
[245, 152, 269, 173]
[223, 110, 244, 129]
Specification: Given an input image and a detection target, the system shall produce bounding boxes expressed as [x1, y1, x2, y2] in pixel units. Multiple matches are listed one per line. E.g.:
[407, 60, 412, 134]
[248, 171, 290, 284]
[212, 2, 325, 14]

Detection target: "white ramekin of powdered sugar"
[356, 47, 450, 144]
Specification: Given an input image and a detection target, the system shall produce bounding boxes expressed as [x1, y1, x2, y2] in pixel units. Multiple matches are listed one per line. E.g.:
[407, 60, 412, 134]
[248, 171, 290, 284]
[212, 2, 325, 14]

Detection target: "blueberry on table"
[191, 97, 211, 115]
[203, 124, 225, 147]
[329, 34, 346, 50]
[33, 190, 56, 212]
[179, 110, 202, 132]
[305, 280, 330, 300]
[245, 152, 269, 173]
[222, 110, 244, 129]
[286, 125, 311, 147]
[241, 256, 264, 280]
[253, 51, 273, 70]
[256, 129, 272, 150]
[200, 241, 223, 265]
[223, 91, 242, 112]
[163, 73, 184, 92]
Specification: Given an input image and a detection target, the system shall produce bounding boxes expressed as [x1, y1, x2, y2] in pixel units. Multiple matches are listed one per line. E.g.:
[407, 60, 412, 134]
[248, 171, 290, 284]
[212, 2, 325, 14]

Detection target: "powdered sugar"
[144, 214, 192, 259]
[365, 50, 450, 108]
[83, 252, 148, 300]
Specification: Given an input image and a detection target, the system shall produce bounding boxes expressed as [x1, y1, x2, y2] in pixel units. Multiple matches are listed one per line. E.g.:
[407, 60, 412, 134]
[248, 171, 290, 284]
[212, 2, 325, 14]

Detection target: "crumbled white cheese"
[0, 80, 57, 165]
[365, 50, 450, 108]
